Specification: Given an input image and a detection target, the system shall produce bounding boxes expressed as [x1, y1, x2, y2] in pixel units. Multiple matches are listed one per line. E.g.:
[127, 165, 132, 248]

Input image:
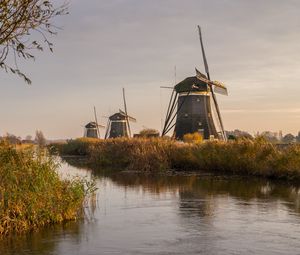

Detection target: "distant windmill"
[161, 26, 228, 140]
[84, 106, 105, 138]
[105, 88, 136, 138]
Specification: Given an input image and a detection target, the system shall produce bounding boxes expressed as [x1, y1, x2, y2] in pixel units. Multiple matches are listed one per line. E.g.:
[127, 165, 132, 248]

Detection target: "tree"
[139, 128, 159, 137]
[282, 133, 295, 144]
[260, 131, 279, 143]
[35, 130, 46, 147]
[3, 133, 21, 144]
[296, 131, 300, 143]
[25, 135, 32, 141]
[226, 129, 253, 139]
[0, 0, 68, 83]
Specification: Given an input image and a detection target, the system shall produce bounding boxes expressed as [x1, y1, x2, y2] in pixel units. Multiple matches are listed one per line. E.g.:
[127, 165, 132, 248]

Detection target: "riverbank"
[51, 137, 300, 181]
[0, 142, 90, 236]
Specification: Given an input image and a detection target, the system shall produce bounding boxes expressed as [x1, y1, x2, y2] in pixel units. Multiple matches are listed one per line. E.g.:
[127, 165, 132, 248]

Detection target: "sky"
[1, 0, 300, 139]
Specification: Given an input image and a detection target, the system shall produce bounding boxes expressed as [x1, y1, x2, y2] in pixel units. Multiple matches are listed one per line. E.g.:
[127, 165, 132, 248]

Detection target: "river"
[1, 160, 300, 255]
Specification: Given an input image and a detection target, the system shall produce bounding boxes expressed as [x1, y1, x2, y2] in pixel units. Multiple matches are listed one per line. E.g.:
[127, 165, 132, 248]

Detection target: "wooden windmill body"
[83, 107, 105, 139]
[162, 26, 228, 140]
[84, 122, 99, 138]
[105, 89, 136, 139]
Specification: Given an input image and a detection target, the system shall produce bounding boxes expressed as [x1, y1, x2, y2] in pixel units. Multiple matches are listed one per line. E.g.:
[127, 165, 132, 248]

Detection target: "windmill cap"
[175, 76, 209, 93]
[109, 112, 127, 120]
[85, 122, 98, 128]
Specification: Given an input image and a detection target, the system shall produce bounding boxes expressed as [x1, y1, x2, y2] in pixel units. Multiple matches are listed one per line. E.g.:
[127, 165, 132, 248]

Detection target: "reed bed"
[52, 137, 300, 180]
[0, 142, 88, 236]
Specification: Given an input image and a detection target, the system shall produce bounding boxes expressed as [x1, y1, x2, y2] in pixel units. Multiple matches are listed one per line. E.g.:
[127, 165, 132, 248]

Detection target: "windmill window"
[184, 113, 188, 117]
[198, 122, 202, 126]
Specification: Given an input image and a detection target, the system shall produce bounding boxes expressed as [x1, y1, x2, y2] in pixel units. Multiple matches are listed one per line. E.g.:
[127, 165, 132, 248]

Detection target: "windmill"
[83, 106, 105, 138]
[105, 88, 136, 139]
[161, 26, 228, 140]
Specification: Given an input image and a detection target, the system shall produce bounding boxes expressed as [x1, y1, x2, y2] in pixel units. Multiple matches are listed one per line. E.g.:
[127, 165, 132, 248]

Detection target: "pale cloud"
[1, 0, 300, 138]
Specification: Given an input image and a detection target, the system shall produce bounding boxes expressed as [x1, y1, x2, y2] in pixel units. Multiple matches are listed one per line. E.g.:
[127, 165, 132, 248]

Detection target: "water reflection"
[103, 171, 300, 215]
[0, 221, 81, 255]
[1, 159, 300, 255]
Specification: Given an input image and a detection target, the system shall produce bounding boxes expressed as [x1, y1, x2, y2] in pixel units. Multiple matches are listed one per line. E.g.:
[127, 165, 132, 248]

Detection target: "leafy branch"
[0, 0, 68, 84]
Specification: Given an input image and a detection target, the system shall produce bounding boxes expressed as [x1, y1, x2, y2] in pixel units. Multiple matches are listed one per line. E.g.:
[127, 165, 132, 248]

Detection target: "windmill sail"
[94, 106, 100, 138]
[119, 109, 137, 122]
[198, 25, 210, 76]
[122, 88, 132, 137]
[197, 26, 227, 141]
[214, 85, 228, 96]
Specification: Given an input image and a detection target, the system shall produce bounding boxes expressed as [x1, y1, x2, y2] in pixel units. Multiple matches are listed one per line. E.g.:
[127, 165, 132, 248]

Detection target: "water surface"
[1, 161, 300, 255]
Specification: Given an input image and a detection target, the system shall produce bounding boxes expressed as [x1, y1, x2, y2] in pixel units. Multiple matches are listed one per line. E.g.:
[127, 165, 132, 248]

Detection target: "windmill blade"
[211, 80, 227, 89]
[160, 86, 174, 89]
[197, 25, 227, 141]
[214, 86, 228, 96]
[119, 109, 127, 116]
[104, 119, 110, 139]
[97, 124, 106, 129]
[195, 68, 207, 79]
[196, 68, 228, 96]
[127, 116, 137, 122]
[122, 88, 132, 137]
[211, 80, 228, 96]
[198, 25, 210, 77]
[94, 106, 100, 138]
[119, 109, 136, 122]
[210, 92, 226, 139]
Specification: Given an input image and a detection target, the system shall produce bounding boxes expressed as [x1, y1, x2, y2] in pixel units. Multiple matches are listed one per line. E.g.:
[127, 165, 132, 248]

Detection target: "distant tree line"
[226, 129, 300, 144]
[0, 130, 46, 146]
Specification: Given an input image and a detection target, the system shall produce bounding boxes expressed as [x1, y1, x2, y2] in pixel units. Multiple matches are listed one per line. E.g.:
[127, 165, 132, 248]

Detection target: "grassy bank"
[51, 137, 300, 180]
[0, 142, 89, 236]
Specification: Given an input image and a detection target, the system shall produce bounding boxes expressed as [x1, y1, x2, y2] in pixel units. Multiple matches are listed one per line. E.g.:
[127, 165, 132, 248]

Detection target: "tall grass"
[52, 137, 300, 180]
[0, 142, 89, 236]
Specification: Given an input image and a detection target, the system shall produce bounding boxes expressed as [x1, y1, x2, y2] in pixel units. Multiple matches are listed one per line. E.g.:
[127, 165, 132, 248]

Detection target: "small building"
[107, 112, 129, 138]
[84, 122, 99, 138]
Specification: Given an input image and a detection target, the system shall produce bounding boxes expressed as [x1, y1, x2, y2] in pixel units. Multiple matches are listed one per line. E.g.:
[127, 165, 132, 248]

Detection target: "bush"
[0, 142, 88, 235]
[183, 132, 203, 144]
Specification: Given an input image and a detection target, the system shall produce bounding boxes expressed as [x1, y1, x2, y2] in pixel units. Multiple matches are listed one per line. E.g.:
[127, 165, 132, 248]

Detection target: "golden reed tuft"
[52, 137, 300, 180]
[0, 142, 89, 236]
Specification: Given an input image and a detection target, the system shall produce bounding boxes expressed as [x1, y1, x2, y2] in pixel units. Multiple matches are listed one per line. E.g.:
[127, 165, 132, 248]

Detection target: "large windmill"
[83, 106, 105, 138]
[105, 88, 137, 139]
[162, 26, 228, 140]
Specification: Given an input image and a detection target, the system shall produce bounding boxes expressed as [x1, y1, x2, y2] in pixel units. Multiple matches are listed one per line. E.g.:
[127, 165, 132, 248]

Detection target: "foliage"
[0, 142, 88, 236]
[35, 130, 46, 148]
[226, 129, 253, 139]
[50, 137, 99, 156]
[0, 0, 68, 83]
[282, 133, 295, 144]
[52, 137, 300, 180]
[139, 128, 159, 137]
[183, 132, 203, 144]
[259, 131, 279, 143]
[1, 133, 21, 144]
